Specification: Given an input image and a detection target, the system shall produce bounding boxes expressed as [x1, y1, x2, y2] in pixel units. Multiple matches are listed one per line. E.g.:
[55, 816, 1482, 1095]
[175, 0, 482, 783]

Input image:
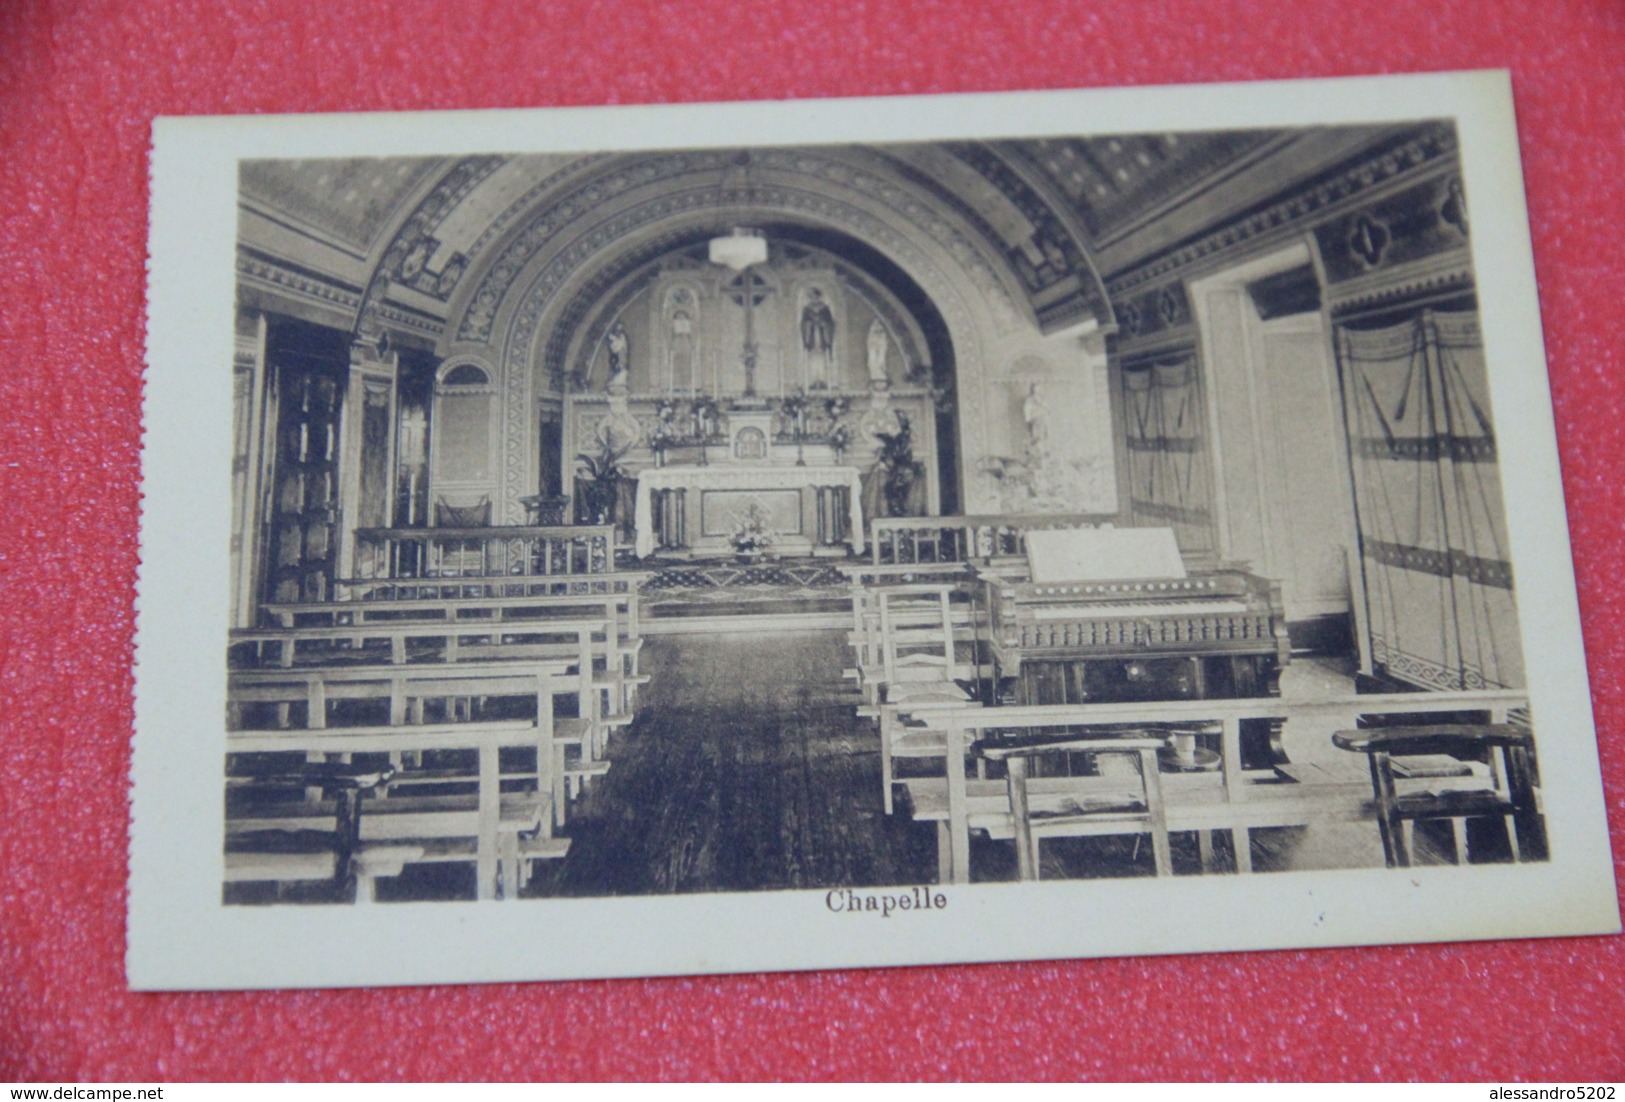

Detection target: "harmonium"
[975, 527, 1291, 769]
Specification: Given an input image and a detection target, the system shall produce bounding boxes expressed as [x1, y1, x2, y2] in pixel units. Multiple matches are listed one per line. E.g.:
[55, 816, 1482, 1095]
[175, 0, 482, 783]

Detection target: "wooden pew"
[260, 590, 650, 713]
[856, 585, 984, 814]
[893, 689, 1531, 884]
[228, 616, 626, 742]
[839, 566, 975, 700]
[227, 720, 565, 901]
[224, 761, 422, 904]
[228, 663, 603, 827]
[229, 615, 607, 670]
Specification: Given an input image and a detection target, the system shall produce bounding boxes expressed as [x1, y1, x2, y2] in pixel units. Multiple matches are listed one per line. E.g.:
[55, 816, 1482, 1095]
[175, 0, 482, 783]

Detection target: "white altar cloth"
[633, 464, 865, 558]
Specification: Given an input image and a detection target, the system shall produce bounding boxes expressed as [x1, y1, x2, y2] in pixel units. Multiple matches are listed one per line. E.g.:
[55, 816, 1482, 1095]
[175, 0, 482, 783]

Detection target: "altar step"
[640, 556, 851, 593]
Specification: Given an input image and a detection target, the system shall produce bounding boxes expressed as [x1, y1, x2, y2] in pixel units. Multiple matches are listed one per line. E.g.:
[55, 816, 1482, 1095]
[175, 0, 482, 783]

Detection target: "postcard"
[132, 69, 1619, 990]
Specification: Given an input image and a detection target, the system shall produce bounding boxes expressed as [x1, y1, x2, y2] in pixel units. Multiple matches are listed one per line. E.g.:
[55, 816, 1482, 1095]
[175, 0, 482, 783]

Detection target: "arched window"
[433, 361, 497, 489]
[440, 363, 490, 387]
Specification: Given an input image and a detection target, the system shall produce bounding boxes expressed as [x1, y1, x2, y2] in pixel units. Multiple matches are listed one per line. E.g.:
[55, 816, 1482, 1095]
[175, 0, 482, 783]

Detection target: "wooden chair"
[877, 585, 975, 703]
[1332, 723, 1547, 867]
[432, 495, 492, 576]
[976, 731, 1174, 881]
[873, 585, 981, 814]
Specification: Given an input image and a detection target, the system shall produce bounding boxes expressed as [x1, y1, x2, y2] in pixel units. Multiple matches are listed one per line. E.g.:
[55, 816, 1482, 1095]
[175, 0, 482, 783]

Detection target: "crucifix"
[725, 267, 774, 398]
[709, 227, 772, 398]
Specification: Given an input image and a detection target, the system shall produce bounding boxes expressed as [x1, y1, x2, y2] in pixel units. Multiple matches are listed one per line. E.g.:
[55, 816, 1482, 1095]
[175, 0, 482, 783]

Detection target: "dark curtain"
[1337, 310, 1523, 690]
[1121, 356, 1214, 551]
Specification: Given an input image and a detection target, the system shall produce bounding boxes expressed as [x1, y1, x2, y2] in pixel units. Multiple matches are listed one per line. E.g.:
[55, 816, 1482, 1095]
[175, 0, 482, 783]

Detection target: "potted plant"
[573, 439, 629, 525]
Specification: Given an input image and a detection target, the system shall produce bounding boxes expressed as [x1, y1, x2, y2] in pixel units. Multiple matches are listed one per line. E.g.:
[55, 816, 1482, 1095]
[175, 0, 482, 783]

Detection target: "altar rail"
[869, 513, 1118, 566]
[352, 524, 616, 582]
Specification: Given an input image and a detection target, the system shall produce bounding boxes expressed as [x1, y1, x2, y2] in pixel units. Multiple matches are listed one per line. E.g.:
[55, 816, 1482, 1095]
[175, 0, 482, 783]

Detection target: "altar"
[633, 464, 865, 559]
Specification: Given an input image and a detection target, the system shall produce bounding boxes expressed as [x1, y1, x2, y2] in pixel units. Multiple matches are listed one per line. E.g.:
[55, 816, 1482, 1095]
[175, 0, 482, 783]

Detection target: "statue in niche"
[800, 288, 836, 389]
[604, 322, 630, 392]
[1023, 382, 1049, 450]
[669, 306, 694, 392]
[866, 319, 890, 388]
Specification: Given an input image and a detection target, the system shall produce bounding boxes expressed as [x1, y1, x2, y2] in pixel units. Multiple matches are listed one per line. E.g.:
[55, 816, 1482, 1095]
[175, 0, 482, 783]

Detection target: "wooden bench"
[895, 689, 1531, 883]
[265, 585, 647, 677]
[229, 615, 610, 669]
[229, 664, 615, 827]
[224, 761, 423, 903]
[227, 616, 635, 741]
[227, 720, 570, 901]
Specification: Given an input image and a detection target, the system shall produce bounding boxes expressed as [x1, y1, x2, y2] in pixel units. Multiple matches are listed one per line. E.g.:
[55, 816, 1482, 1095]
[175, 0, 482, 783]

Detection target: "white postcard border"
[133, 70, 1620, 991]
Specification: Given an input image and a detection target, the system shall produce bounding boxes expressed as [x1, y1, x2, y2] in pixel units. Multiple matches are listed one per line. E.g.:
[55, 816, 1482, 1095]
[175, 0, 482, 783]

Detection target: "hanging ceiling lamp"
[708, 226, 768, 271]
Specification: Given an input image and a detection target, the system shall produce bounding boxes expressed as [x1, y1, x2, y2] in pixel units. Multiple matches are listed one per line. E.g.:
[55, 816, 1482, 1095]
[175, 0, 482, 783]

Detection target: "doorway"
[1190, 244, 1357, 635]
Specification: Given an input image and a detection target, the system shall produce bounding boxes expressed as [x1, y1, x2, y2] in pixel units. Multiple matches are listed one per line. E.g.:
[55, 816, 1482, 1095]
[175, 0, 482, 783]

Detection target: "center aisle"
[528, 629, 937, 897]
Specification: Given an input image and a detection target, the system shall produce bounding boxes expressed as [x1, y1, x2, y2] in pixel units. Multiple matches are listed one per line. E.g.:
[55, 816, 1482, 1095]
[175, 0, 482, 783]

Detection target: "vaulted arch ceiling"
[237, 125, 1401, 353]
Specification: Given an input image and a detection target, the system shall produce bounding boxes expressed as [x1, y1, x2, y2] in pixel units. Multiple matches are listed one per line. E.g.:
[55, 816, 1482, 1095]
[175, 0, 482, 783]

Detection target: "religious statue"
[597, 388, 643, 455]
[861, 410, 925, 520]
[669, 307, 694, 391]
[1023, 381, 1048, 449]
[855, 387, 922, 518]
[866, 319, 890, 387]
[800, 288, 836, 389]
[605, 322, 630, 391]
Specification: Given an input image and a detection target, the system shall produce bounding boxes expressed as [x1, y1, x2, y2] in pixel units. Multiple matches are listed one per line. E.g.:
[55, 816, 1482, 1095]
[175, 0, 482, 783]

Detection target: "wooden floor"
[528, 629, 937, 897]
[375, 631, 1383, 901]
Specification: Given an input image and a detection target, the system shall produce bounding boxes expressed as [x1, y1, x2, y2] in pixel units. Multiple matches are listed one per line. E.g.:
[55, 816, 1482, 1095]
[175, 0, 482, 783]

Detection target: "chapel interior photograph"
[222, 119, 1545, 904]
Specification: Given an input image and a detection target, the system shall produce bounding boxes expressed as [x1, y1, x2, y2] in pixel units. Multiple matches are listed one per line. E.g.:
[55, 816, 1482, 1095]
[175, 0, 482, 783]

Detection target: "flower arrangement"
[825, 395, 850, 420]
[729, 502, 777, 556]
[780, 391, 809, 430]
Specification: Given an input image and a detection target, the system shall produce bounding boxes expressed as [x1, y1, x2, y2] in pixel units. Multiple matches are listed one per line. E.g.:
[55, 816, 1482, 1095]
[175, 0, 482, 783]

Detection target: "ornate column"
[337, 337, 399, 579]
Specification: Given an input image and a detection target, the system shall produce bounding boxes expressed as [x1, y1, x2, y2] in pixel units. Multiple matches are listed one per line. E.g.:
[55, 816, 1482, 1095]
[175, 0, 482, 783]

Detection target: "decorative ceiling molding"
[453, 147, 1031, 347]
[463, 153, 616, 267]
[375, 301, 445, 337]
[1105, 124, 1458, 297]
[1323, 248, 1475, 316]
[238, 157, 441, 252]
[353, 155, 509, 333]
[873, 144, 1110, 331]
[236, 249, 360, 312]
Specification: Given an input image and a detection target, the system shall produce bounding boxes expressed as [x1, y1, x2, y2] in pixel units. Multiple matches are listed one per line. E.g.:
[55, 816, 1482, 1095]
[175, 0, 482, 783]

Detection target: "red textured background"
[2, 0, 1622, 1082]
